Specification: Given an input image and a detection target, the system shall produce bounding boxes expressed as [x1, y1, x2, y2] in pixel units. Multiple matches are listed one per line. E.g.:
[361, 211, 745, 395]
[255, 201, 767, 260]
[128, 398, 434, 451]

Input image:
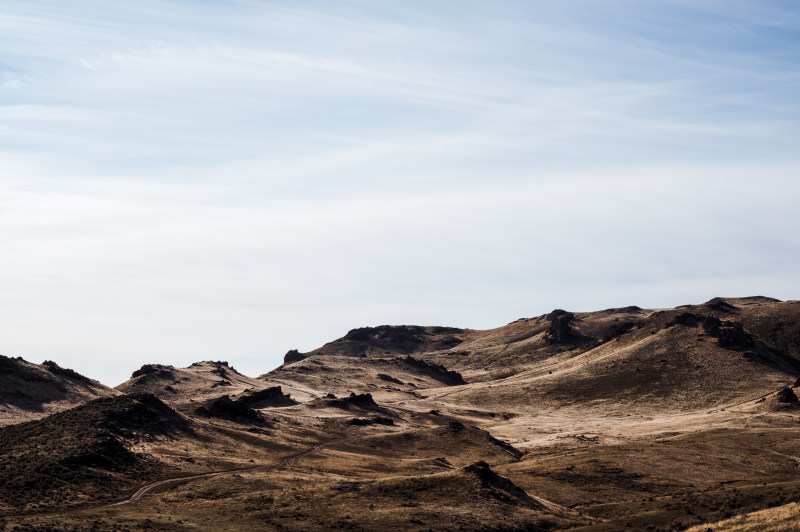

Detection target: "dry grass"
[3, 297, 800, 530]
[688, 502, 800, 531]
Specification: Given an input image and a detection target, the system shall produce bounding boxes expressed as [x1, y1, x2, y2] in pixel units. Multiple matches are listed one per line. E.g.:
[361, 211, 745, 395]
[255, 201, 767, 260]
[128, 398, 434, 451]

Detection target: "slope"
[0, 355, 118, 427]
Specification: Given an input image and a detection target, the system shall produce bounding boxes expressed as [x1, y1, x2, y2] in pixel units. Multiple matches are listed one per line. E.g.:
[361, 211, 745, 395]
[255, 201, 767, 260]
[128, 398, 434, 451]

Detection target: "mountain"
[3, 296, 800, 531]
[0, 356, 117, 427]
[269, 297, 800, 418]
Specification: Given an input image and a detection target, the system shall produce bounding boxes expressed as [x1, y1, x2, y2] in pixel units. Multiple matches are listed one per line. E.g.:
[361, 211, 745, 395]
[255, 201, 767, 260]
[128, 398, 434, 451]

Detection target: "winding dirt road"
[283, 424, 359, 468]
[768, 449, 800, 472]
[107, 465, 266, 506]
[108, 419, 358, 507]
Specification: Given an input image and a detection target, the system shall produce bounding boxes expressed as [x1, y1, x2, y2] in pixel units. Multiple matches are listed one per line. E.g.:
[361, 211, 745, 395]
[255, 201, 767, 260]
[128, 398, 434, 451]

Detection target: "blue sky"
[1, 1, 799, 385]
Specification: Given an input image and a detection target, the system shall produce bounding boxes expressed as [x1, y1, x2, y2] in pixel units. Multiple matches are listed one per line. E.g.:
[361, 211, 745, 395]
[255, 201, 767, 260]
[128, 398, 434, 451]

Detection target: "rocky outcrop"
[130, 364, 177, 382]
[302, 325, 465, 359]
[348, 416, 394, 426]
[670, 313, 754, 349]
[325, 392, 381, 410]
[283, 349, 306, 364]
[343, 325, 462, 353]
[545, 309, 576, 345]
[463, 461, 544, 509]
[602, 321, 636, 342]
[400, 356, 466, 385]
[195, 395, 266, 424]
[236, 386, 296, 407]
[377, 373, 404, 385]
[776, 387, 799, 403]
[41, 361, 91, 383]
[703, 297, 739, 313]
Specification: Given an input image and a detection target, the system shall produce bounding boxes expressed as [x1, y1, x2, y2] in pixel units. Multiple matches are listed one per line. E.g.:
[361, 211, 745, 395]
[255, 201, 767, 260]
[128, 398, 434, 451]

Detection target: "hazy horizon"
[2, 1, 799, 386]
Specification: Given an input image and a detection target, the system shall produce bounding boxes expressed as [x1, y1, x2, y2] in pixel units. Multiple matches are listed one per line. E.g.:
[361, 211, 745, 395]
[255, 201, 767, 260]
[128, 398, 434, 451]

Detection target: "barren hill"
[0, 356, 117, 427]
[4, 296, 800, 531]
[0, 393, 191, 514]
[116, 360, 271, 406]
[267, 297, 800, 423]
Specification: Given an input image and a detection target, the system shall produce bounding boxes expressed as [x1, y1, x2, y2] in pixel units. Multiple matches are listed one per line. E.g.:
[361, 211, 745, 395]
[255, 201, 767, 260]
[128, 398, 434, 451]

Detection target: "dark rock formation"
[0, 354, 23, 370]
[602, 321, 636, 342]
[195, 395, 266, 424]
[211, 366, 229, 379]
[348, 416, 394, 426]
[283, 349, 306, 364]
[324, 392, 383, 411]
[313, 325, 464, 358]
[41, 361, 91, 383]
[130, 364, 177, 382]
[704, 297, 739, 313]
[98, 393, 193, 437]
[717, 321, 751, 348]
[236, 386, 296, 407]
[376, 373, 404, 385]
[448, 420, 465, 432]
[545, 309, 576, 345]
[346, 325, 463, 352]
[776, 387, 799, 403]
[59, 435, 137, 470]
[670, 313, 754, 348]
[463, 461, 543, 509]
[400, 356, 466, 385]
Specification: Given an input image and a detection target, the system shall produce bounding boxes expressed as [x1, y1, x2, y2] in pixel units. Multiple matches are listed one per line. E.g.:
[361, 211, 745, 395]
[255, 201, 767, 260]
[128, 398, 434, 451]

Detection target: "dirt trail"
[108, 418, 358, 507]
[283, 432, 358, 467]
[107, 465, 266, 506]
[768, 449, 800, 472]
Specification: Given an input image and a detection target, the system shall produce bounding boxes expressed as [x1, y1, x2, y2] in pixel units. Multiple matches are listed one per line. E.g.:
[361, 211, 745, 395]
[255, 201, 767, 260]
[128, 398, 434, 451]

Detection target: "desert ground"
[2, 296, 800, 531]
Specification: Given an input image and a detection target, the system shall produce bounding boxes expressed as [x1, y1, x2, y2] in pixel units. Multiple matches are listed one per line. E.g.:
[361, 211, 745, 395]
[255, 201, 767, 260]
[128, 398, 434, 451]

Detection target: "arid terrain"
[2, 296, 800, 531]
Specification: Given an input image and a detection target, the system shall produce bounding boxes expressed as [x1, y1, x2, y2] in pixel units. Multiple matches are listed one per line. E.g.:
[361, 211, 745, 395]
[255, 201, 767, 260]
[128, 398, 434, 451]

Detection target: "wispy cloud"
[1, 0, 798, 384]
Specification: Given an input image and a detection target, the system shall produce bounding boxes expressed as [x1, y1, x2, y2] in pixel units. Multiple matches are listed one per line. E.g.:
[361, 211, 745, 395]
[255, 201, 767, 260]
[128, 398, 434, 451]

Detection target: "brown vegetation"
[3, 296, 800, 531]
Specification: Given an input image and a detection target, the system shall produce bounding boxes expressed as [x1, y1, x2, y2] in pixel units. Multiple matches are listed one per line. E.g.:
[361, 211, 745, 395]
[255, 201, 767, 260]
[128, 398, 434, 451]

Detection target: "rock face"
[671, 313, 754, 349]
[304, 325, 465, 358]
[41, 360, 91, 383]
[343, 325, 460, 353]
[545, 309, 576, 345]
[400, 356, 466, 385]
[130, 364, 178, 382]
[377, 373, 404, 385]
[776, 387, 799, 403]
[195, 395, 266, 424]
[236, 386, 296, 407]
[716, 321, 751, 348]
[463, 461, 544, 509]
[325, 392, 382, 411]
[283, 349, 306, 364]
[348, 416, 394, 426]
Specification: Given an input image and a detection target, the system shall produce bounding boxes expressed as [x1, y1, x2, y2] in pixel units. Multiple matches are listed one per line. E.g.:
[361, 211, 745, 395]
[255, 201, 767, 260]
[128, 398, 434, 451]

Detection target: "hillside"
[115, 360, 271, 408]
[3, 296, 800, 531]
[0, 356, 118, 427]
[0, 393, 191, 513]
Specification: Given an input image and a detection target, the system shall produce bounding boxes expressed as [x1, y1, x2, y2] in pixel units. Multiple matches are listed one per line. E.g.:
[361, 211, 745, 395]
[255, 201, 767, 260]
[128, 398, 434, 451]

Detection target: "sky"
[1, 0, 799, 386]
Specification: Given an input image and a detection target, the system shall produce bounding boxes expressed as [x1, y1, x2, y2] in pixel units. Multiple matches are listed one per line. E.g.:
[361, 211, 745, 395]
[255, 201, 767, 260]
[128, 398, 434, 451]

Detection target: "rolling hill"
[0, 356, 117, 427]
[2, 296, 800, 531]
